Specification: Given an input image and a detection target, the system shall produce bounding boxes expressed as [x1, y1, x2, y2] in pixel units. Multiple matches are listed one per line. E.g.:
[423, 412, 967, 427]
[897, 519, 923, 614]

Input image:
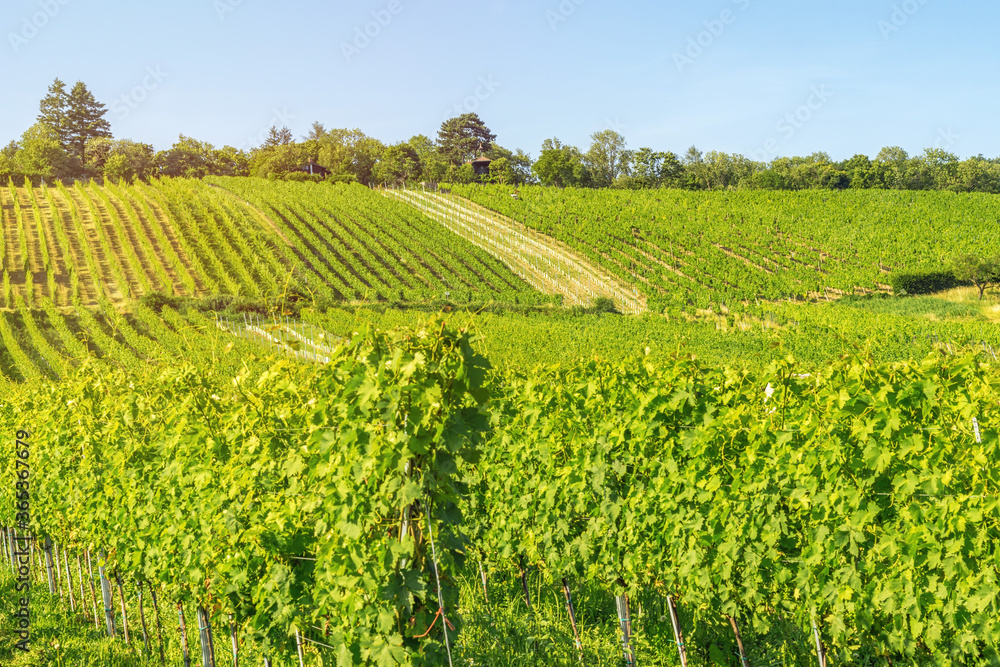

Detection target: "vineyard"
[0, 299, 268, 383]
[383, 188, 645, 312]
[444, 185, 1000, 312]
[3, 325, 1000, 666]
[0, 177, 552, 313]
[3, 178, 1000, 665]
[305, 299, 1000, 370]
[208, 177, 550, 305]
[0, 177, 288, 307]
[0, 176, 562, 382]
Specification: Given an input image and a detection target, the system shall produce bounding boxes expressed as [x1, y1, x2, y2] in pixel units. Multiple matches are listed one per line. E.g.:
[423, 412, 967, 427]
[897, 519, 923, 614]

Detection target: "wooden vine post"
[43, 536, 56, 594]
[33, 538, 42, 584]
[561, 577, 584, 664]
[86, 550, 100, 630]
[2, 528, 9, 574]
[63, 547, 75, 612]
[76, 554, 87, 620]
[5, 528, 13, 574]
[150, 586, 167, 666]
[137, 581, 152, 654]
[178, 603, 192, 667]
[518, 556, 533, 613]
[728, 615, 751, 667]
[478, 558, 490, 607]
[115, 571, 132, 645]
[53, 542, 63, 600]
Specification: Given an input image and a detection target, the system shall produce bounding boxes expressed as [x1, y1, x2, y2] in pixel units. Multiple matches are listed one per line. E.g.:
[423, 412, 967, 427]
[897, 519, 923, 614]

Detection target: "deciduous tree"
[13, 123, 76, 178]
[373, 143, 420, 186]
[585, 129, 630, 187]
[532, 138, 591, 187]
[949, 253, 1000, 300]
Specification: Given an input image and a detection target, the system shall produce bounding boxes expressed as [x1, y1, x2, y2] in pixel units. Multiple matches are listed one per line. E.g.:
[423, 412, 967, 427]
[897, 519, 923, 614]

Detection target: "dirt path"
[385, 189, 646, 313]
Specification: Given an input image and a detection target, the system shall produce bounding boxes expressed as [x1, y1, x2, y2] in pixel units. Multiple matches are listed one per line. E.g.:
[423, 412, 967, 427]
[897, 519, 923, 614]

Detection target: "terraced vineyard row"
[0, 299, 260, 383]
[208, 177, 551, 305]
[0, 178, 302, 308]
[447, 185, 1000, 311]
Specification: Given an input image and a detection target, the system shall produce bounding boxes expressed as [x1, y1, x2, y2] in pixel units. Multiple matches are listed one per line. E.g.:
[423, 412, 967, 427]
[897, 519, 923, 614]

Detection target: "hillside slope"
[0, 177, 551, 310]
[384, 188, 646, 312]
[208, 177, 549, 305]
[447, 185, 1000, 311]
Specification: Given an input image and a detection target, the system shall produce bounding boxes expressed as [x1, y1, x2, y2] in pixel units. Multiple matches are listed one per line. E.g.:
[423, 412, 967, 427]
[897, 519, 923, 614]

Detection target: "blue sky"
[1, 0, 995, 161]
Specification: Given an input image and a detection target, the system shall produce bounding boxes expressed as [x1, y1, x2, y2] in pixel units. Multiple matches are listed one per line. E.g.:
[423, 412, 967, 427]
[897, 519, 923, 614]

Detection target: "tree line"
[532, 135, 1000, 194]
[4, 77, 1000, 195]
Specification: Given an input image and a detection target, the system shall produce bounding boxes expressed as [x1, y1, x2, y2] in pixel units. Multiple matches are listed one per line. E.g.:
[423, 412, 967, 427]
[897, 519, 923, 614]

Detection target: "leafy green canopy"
[469, 349, 1000, 663]
[4, 321, 1000, 664]
[2, 323, 489, 665]
[436, 113, 496, 166]
[949, 252, 1000, 300]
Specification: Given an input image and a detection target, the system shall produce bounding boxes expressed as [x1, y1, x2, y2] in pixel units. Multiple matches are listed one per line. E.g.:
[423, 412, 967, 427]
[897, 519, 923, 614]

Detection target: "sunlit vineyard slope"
[447, 185, 1000, 311]
[208, 177, 549, 305]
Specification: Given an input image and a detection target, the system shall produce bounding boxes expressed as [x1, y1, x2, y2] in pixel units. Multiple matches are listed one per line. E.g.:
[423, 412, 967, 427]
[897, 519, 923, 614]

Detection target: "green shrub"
[139, 291, 185, 313]
[324, 173, 357, 185]
[889, 270, 964, 295]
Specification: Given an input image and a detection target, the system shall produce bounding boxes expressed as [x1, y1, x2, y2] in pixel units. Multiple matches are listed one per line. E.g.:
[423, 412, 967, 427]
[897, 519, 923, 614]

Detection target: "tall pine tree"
[37, 78, 70, 146]
[64, 81, 111, 163]
[37, 79, 112, 165]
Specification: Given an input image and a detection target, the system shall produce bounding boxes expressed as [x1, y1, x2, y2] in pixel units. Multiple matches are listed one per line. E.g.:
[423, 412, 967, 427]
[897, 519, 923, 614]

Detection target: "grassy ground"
[1, 561, 845, 666]
[453, 568, 824, 667]
[0, 567, 276, 667]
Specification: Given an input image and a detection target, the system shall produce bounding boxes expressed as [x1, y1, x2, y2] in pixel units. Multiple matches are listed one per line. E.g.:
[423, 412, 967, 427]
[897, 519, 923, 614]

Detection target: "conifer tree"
[37, 78, 70, 146]
[64, 81, 112, 163]
[436, 113, 496, 166]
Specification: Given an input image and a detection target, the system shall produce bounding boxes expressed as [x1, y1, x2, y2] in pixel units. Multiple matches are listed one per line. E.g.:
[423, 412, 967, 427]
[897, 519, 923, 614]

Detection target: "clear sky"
[1, 0, 995, 161]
